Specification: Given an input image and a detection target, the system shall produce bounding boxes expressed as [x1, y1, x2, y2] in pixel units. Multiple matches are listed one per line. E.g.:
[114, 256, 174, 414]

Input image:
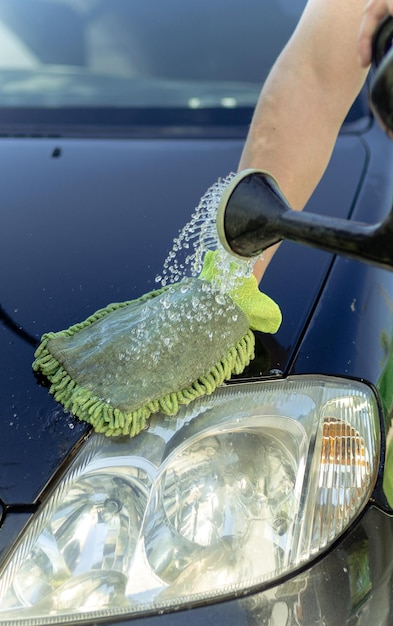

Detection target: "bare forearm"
[239, 58, 344, 211]
[240, 0, 369, 282]
[239, 0, 369, 212]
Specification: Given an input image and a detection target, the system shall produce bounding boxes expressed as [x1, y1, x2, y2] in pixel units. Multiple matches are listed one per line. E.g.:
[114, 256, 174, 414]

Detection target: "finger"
[358, 1, 391, 67]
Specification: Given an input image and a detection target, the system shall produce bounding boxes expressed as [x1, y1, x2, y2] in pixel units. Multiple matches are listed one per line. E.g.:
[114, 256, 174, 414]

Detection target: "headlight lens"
[0, 376, 380, 624]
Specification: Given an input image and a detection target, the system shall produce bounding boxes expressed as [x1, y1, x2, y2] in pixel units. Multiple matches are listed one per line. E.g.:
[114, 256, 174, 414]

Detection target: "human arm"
[241, 0, 369, 282]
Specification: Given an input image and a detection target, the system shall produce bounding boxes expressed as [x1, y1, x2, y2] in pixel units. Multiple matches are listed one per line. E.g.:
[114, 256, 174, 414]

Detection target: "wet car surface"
[1, 1, 393, 624]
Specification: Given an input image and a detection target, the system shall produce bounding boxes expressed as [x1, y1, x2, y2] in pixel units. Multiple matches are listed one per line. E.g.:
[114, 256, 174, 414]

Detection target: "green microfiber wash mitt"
[33, 179, 281, 438]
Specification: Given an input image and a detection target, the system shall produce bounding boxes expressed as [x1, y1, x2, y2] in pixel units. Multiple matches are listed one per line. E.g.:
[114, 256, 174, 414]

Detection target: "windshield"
[0, 0, 304, 108]
[0, 0, 367, 129]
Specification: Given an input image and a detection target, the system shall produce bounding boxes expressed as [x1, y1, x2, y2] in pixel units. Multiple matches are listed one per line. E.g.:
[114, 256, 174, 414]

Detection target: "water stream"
[155, 173, 256, 295]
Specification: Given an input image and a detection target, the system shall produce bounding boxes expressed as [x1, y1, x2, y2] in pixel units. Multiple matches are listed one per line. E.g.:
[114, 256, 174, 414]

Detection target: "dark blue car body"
[1, 1, 393, 624]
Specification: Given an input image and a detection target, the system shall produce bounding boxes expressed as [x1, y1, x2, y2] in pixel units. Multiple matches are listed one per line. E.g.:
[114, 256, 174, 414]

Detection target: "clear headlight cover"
[0, 376, 380, 625]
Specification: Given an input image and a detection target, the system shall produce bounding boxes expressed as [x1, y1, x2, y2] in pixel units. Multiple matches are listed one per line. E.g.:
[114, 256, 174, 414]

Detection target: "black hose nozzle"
[216, 169, 289, 258]
[371, 15, 393, 137]
[216, 169, 393, 271]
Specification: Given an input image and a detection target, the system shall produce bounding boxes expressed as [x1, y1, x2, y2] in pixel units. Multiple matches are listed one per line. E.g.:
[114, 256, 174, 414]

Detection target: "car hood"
[0, 131, 367, 511]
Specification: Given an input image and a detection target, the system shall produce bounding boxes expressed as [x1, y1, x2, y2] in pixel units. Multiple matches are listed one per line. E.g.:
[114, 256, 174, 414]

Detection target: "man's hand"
[358, 0, 393, 66]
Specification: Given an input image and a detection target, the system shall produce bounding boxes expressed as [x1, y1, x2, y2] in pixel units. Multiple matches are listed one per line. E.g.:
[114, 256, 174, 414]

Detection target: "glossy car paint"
[1, 113, 393, 624]
[1, 2, 393, 624]
[0, 127, 369, 501]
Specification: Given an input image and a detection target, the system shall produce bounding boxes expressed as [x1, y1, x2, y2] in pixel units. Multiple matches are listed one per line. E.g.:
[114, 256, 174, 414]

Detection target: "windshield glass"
[0, 0, 305, 109]
[0, 0, 368, 131]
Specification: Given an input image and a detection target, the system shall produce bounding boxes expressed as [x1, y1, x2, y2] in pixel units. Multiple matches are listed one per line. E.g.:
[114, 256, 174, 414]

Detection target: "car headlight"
[0, 375, 380, 624]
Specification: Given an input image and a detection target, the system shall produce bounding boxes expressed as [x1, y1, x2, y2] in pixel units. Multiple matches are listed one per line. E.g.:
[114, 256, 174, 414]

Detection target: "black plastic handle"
[371, 16, 393, 136]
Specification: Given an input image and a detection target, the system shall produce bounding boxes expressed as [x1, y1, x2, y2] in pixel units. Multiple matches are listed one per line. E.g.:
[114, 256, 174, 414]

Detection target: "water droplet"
[215, 293, 226, 306]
